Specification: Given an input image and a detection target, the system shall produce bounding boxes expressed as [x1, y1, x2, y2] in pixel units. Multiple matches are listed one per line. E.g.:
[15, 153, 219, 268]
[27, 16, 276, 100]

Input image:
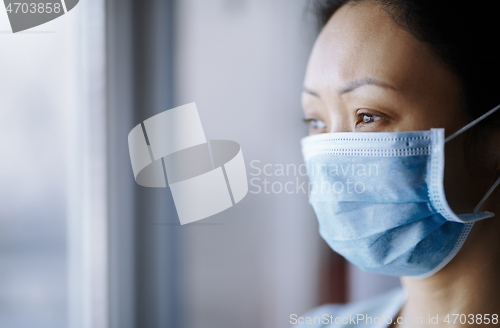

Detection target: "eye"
[310, 119, 327, 129]
[303, 118, 327, 132]
[356, 113, 382, 126]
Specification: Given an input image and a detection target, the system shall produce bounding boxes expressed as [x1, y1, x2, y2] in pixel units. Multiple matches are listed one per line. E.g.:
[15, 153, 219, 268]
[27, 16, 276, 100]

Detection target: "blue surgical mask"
[301, 105, 500, 278]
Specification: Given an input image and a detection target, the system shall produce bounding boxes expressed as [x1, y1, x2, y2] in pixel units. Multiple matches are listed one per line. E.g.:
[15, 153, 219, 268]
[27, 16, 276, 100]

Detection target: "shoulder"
[291, 288, 406, 327]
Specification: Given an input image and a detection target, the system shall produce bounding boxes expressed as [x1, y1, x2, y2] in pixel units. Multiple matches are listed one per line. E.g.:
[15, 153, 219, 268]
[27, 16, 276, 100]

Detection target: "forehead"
[304, 2, 435, 93]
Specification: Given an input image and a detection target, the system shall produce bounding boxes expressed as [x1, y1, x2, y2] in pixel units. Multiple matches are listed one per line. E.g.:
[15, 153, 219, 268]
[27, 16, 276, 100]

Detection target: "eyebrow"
[302, 78, 396, 97]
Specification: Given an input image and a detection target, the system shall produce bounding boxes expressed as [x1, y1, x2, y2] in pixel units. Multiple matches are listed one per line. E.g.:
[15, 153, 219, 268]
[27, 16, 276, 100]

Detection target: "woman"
[297, 0, 500, 326]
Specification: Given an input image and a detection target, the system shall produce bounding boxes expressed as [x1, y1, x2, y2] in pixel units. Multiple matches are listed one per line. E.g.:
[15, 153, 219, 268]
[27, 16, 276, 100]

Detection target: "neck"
[398, 191, 500, 327]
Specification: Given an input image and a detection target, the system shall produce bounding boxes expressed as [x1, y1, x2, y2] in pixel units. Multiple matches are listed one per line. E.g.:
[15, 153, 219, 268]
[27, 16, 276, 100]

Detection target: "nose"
[327, 111, 351, 133]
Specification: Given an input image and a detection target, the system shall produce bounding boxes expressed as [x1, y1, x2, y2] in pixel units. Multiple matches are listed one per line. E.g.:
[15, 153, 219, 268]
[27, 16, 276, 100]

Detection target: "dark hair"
[312, 0, 500, 175]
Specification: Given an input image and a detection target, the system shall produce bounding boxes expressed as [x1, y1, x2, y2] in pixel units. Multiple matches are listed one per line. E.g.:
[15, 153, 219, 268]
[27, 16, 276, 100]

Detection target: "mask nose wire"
[445, 103, 500, 143]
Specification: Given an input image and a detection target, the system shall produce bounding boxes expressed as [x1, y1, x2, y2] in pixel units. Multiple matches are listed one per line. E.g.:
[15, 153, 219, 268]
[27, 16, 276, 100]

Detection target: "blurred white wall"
[0, 7, 78, 328]
[0, 3, 107, 328]
[175, 1, 323, 327]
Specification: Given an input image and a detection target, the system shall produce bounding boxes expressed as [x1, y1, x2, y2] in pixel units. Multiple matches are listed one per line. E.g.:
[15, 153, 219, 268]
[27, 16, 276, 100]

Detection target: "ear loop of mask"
[444, 103, 500, 213]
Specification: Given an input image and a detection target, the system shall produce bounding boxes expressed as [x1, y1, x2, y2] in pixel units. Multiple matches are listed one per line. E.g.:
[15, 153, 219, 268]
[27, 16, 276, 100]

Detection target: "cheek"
[383, 79, 466, 133]
[391, 111, 463, 133]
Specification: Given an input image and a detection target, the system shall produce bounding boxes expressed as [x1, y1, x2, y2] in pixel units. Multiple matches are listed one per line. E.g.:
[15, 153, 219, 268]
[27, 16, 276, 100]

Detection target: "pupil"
[363, 115, 372, 123]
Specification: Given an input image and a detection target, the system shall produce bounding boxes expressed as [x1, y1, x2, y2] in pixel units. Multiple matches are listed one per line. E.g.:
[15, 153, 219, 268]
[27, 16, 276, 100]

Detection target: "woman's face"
[301, 1, 495, 214]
